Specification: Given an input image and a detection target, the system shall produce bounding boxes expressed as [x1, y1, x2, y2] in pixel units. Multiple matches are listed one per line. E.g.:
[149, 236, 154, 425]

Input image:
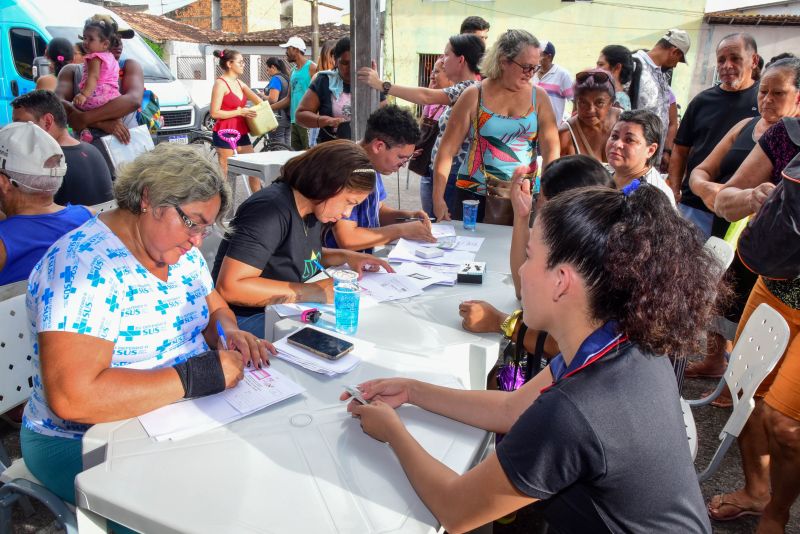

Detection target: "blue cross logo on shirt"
[41, 288, 54, 309]
[201, 306, 208, 320]
[71, 317, 91, 334]
[68, 231, 86, 243]
[135, 265, 148, 277]
[106, 248, 127, 259]
[156, 281, 169, 294]
[125, 286, 138, 302]
[155, 300, 170, 315]
[106, 294, 119, 313]
[155, 338, 171, 356]
[45, 246, 61, 259]
[172, 315, 184, 330]
[78, 241, 95, 253]
[181, 274, 194, 287]
[87, 269, 106, 288]
[119, 325, 142, 341]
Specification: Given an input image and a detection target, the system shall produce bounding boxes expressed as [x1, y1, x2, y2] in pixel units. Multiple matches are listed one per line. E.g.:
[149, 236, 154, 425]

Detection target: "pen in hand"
[395, 217, 436, 222]
[216, 320, 228, 350]
[313, 259, 332, 279]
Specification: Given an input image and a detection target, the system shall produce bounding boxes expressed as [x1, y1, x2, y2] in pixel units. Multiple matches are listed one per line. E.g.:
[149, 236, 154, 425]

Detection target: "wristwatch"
[381, 80, 392, 95]
[500, 309, 523, 339]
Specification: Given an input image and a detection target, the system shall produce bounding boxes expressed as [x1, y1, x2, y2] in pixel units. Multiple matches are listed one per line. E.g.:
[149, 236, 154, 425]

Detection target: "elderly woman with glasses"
[21, 143, 271, 506]
[559, 69, 620, 162]
[431, 29, 560, 223]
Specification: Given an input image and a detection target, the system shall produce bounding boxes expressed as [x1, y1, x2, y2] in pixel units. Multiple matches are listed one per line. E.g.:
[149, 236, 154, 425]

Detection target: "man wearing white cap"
[280, 36, 317, 150]
[632, 29, 691, 163]
[0, 122, 92, 285]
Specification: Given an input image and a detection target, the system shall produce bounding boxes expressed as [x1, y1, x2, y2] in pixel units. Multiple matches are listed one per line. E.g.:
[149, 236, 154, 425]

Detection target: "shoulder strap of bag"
[565, 121, 580, 154]
[782, 117, 800, 147]
[474, 84, 486, 178]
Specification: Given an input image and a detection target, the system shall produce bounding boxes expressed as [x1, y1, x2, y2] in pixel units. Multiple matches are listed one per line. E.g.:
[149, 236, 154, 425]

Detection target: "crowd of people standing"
[1, 9, 800, 534]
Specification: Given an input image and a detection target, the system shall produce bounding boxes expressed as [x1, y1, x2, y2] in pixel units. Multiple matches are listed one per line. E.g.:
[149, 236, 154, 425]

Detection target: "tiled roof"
[704, 12, 800, 25]
[210, 23, 349, 45]
[109, 7, 228, 43]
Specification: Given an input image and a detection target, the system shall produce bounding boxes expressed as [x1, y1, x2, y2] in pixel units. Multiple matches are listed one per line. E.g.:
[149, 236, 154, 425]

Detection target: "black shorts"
[212, 131, 252, 149]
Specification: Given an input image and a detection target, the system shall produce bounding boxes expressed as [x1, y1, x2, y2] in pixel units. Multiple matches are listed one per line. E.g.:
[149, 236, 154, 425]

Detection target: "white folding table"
[75, 223, 517, 533]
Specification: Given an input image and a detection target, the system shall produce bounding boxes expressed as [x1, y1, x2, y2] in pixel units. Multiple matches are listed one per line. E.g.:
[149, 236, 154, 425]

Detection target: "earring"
[142, 208, 147, 213]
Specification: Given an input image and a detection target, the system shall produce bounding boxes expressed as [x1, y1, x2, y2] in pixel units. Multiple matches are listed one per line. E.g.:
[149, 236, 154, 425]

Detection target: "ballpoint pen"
[216, 320, 228, 350]
[313, 259, 332, 279]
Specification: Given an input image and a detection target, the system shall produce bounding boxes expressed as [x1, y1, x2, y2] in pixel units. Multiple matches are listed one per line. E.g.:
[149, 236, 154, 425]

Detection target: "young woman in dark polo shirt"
[345, 182, 723, 533]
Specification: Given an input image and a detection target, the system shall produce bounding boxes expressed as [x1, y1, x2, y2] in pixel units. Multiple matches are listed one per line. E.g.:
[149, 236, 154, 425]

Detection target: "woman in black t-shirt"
[343, 184, 724, 533]
[295, 36, 352, 143]
[213, 140, 392, 337]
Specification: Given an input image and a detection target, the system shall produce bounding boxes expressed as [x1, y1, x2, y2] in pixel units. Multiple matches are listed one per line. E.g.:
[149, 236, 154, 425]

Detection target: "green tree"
[142, 37, 165, 59]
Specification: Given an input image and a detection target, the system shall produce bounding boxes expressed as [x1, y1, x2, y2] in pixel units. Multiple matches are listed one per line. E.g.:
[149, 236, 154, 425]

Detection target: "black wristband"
[173, 350, 226, 399]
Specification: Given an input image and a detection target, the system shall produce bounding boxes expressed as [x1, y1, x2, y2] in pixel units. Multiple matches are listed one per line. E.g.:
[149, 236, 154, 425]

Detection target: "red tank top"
[213, 77, 249, 135]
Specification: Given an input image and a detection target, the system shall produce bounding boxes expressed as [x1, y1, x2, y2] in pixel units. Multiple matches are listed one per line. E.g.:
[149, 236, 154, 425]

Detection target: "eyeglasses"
[507, 58, 538, 75]
[173, 205, 214, 238]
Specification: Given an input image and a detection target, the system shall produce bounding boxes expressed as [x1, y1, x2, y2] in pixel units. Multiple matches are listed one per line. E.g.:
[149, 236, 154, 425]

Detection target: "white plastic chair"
[704, 236, 735, 271]
[0, 294, 77, 533]
[685, 303, 790, 482]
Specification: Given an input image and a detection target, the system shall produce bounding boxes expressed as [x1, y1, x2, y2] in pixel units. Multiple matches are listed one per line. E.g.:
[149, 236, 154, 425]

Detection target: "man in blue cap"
[532, 40, 573, 126]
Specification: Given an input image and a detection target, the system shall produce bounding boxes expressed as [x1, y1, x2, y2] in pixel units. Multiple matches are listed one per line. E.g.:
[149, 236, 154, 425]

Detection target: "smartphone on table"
[286, 327, 355, 360]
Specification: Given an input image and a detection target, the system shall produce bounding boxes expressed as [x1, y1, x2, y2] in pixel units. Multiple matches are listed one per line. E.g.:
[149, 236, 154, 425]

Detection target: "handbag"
[408, 113, 441, 176]
[497, 323, 548, 392]
[471, 86, 516, 226]
[737, 117, 800, 280]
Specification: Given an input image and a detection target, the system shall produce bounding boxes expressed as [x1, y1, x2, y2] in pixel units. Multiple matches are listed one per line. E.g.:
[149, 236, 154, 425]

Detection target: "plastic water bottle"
[333, 270, 360, 334]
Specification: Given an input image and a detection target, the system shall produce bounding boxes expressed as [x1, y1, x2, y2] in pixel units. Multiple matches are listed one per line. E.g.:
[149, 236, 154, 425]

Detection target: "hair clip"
[353, 168, 375, 174]
[57, 55, 64, 62]
[622, 179, 641, 197]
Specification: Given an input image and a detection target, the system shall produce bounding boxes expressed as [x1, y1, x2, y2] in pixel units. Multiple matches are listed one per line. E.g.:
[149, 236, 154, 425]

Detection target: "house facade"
[383, 0, 707, 107]
[166, 0, 341, 32]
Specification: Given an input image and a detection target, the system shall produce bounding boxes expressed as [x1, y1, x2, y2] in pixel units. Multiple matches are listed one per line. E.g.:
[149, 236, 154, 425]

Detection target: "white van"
[0, 0, 197, 143]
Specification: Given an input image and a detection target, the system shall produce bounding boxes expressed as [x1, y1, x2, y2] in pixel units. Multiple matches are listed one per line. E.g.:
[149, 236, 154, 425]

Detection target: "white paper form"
[358, 272, 424, 302]
[388, 238, 475, 266]
[430, 223, 457, 238]
[392, 263, 453, 289]
[221, 367, 306, 413]
[418, 235, 485, 253]
[138, 367, 304, 441]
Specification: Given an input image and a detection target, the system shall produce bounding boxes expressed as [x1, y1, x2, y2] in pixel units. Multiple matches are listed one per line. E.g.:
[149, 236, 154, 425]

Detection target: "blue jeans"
[678, 203, 714, 240]
[420, 172, 457, 219]
[236, 313, 266, 338]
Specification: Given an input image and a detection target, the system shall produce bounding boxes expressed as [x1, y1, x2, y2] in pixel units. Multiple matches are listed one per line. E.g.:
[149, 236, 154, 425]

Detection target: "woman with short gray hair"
[21, 143, 273, 507]
[430, 29, 559, 223]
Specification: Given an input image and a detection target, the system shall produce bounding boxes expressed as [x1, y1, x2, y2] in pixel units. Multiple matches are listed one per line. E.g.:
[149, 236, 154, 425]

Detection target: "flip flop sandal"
[707, 493, 765, 521]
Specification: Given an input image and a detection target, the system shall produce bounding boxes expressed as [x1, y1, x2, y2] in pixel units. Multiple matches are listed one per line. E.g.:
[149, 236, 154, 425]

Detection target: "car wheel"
[202, 112, 215, 131]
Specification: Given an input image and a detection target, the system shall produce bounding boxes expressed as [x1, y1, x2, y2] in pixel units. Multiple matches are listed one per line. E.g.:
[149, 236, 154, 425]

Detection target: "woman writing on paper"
[212, 141, 392, 338]
[344, 183, 721, 532]
[21, 144, 273, 506]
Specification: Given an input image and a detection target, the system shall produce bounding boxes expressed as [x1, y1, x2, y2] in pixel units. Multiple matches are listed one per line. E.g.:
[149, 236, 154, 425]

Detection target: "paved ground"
[2, 169, 798, 533]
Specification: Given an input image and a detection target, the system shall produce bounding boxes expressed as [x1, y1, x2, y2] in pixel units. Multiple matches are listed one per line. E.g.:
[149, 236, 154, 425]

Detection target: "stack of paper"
[430, 223, 457, 239]
[273, 327, 370, 376]
[138, 367, 304, 441]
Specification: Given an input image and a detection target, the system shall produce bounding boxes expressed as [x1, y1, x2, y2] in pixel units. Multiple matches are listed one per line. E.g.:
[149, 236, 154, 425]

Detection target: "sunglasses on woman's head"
[576, 71, 612, 85]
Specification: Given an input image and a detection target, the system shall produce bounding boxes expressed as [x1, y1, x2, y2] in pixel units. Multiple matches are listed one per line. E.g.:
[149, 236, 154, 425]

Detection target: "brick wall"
[221, 0, 247, 33]
[169, 0, 212, 30]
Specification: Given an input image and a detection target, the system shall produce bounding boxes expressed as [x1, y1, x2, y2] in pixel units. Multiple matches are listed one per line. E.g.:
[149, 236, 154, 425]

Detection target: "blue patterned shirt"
[23, 217, 214, 439]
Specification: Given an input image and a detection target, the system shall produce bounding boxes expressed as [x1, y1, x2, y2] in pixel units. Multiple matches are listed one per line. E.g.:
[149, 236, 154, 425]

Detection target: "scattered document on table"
[418, 235, 484, 253]
[138, 367, 304, 441]
[358, 272, 424, 302]
[430, 223, 457, 238]
[388, 238, 476, 266]
[393, 262, 455, 288]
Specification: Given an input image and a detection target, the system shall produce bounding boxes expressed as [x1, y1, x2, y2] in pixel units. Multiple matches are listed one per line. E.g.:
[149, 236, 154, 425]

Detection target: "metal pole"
[311, 0, 320, 62]
[350, 0, 380, 142]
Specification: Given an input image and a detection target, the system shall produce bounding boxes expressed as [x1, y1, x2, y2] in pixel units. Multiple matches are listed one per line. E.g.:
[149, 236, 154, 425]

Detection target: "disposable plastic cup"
[463, 200, 479, 231]
[333, 270, 359, 335]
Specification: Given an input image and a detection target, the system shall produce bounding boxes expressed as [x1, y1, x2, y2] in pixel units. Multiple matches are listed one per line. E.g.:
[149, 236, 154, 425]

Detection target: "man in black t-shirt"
[667, 33, 759, 238]
[11, 90, 113, 207]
